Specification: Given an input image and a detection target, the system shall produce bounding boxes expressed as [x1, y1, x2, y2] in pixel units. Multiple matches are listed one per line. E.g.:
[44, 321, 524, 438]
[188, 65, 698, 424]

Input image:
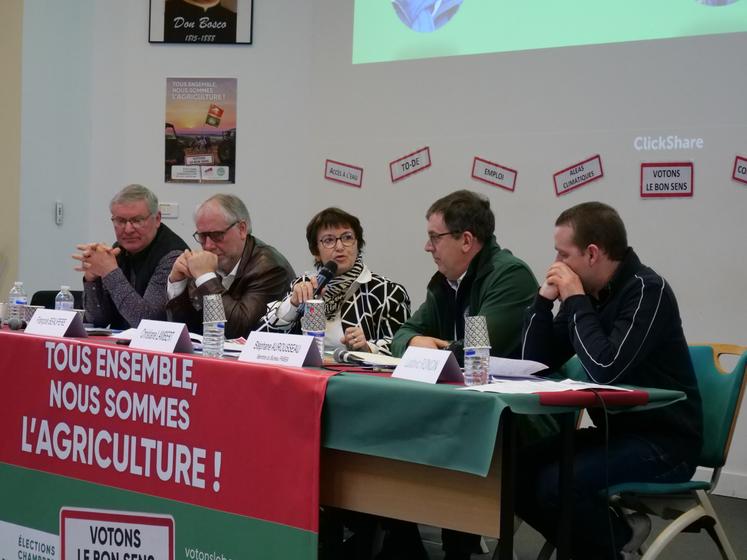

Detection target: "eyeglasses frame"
[318, 232, 357, 249]
[111, 214, 153, 229]
[193, 220, 240, 244]
[426, 230, 462, 245]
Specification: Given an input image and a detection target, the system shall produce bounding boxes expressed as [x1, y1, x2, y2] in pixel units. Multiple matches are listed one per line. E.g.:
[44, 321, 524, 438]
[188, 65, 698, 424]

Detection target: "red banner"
[0, 331, 331, 532]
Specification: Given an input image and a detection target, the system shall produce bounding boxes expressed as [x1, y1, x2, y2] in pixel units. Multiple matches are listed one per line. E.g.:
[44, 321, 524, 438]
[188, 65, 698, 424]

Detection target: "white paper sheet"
[188, 332, 245, 354]
[110, 328, 137, 340]
[462, 378, 632, 394]
[347, 351, 401, 367]
[488, 357, 548, 380]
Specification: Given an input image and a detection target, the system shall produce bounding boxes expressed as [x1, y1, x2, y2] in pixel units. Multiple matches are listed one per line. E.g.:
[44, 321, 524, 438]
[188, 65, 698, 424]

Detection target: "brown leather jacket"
[167, 236, 294, 339]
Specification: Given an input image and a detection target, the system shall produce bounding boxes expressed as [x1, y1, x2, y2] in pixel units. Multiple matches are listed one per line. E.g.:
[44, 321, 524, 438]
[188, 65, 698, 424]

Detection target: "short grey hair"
[110, 184, 159, 214]
[196, 194, 251, 232]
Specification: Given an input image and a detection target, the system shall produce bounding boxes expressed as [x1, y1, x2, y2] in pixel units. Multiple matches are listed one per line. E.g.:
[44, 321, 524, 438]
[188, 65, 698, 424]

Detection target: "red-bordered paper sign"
[60, 508, 174, 560]
[324, 159, 363, 188]
[553, 155, 604, 196]
[640, 162, 694, 198]
[732, 156, 747, 186]
[471, 157, 517, 192]
[390, 147, 431, 183]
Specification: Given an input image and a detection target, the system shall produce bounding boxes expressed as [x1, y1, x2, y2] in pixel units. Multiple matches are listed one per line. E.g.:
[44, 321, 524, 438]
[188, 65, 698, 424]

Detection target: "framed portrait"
[149, 0, 253, 45]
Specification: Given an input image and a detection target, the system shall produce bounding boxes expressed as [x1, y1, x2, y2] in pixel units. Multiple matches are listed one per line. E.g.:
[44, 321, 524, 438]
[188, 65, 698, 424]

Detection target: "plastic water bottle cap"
[61, 285, 70, 291]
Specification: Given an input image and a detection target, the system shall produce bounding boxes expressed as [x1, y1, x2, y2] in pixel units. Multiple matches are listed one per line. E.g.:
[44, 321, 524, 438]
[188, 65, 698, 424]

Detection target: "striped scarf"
[320, 256, 364, 320]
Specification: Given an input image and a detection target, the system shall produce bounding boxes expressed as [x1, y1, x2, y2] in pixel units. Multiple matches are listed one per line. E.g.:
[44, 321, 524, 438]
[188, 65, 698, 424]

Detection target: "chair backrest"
[689, 344, 747, 468]
[30, 290, 84, 310]
[560, 355, 586, 381]
[560, 346, 747, 469]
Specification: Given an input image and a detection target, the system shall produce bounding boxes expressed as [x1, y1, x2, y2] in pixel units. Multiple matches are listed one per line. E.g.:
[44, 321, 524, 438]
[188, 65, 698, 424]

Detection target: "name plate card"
[129, 319, 193, 353]
[553, 154, 604, 196]
[324, 159, 364, 188]
[471, 157, 517, 191]
[240, 331, 322, 368]
[24, 309, 87, 338]
[733, 156, 747, 186]
[392, 347, 462, 384]
[390, 147, 431, 183]
[640, 162, 694, 198]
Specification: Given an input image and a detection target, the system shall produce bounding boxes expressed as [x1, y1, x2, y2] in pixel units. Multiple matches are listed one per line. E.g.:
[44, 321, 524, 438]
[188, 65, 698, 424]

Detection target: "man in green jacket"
[391, 189, 537, 360]
[389, 189, 538, 560]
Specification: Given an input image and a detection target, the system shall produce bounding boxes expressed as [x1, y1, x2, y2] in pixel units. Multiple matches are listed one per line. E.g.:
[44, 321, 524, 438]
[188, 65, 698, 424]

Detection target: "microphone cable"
[589, 389, 618, 560]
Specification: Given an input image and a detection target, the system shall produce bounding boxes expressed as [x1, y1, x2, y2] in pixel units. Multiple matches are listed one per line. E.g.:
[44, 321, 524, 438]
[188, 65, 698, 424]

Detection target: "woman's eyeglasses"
[318, 232, 356, 249]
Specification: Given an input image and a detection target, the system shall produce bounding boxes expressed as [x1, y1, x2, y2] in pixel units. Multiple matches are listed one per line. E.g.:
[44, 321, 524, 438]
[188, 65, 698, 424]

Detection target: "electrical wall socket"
[159, 202, 179, 219]
[55, 201, 64, 225]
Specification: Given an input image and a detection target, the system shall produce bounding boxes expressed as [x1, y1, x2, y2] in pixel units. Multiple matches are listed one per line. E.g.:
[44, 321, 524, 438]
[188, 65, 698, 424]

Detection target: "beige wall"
[0, 0, 22, 298]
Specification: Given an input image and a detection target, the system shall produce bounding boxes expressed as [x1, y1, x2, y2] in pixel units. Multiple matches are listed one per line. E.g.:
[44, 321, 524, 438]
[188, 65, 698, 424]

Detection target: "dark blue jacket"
[521, 249, 702, 456]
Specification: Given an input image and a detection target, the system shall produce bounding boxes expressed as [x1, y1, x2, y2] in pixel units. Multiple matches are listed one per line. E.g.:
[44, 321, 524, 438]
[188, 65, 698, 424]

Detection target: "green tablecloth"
[321, 372, 685, 476]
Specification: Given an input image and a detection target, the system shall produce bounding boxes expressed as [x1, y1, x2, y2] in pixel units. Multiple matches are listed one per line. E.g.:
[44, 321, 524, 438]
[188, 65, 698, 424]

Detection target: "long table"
[0, 330, 686, 560]
[319, 371, 685, 559]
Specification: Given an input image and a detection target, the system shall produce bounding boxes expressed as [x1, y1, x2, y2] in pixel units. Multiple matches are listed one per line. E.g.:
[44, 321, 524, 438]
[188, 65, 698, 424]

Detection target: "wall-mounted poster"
[149, 0, 253, 44]
[165, 78, 237, 184]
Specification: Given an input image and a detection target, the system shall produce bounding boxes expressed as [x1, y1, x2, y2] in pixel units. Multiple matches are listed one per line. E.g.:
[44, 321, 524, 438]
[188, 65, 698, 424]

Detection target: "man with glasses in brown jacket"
[166, 193, 294, 338]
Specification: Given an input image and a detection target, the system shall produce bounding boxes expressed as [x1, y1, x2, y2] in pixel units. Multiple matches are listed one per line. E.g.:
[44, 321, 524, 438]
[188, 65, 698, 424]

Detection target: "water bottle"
[463, 346, 490, 386]
[55, 285, 75, 311]
[301, 299, 326, 360]
[8, 281, 28, 322]
[303, 329, 325, 361]
[463, 315, 491, 386]
[202, 294, 226, 358]
[202, 322, 225, 358]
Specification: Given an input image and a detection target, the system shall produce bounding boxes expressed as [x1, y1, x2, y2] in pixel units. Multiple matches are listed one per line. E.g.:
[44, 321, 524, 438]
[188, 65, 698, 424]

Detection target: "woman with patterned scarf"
[258, 207, 411, 356]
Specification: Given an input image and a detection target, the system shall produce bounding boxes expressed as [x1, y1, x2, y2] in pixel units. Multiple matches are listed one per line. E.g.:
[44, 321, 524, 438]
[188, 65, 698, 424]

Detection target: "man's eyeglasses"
[111, 215, 152, 229]
[319, 232, 356, 249]
[427, 230, 461, 245]
[193, 221, 239, 244]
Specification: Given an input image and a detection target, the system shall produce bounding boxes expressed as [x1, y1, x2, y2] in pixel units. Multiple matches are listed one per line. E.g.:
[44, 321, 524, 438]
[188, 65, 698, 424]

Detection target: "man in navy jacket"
[519, 201, 702, 560]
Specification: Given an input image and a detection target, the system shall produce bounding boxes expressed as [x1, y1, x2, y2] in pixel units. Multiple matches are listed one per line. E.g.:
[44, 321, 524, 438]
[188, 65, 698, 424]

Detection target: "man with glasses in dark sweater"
[74, 184, 188, 329]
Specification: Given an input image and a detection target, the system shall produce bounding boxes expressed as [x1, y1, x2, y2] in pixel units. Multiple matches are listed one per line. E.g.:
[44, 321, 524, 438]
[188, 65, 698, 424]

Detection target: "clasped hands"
[290, 278, 369, 351]
[73, 243, 120, 281]
[169, 249, 218, 282]
[539, 262, 584, 302]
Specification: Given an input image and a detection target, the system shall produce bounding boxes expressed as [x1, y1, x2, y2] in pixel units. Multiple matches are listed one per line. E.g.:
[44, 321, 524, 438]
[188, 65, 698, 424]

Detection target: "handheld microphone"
[313, 261, 338, 297]
[300, 261, 338, 316]
[333, 347, 365, 364]
[7, 318, 27, 330]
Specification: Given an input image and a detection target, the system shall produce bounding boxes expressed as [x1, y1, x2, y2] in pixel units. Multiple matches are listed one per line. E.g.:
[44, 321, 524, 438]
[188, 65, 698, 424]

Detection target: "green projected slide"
[353, 0, 747, 64]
